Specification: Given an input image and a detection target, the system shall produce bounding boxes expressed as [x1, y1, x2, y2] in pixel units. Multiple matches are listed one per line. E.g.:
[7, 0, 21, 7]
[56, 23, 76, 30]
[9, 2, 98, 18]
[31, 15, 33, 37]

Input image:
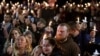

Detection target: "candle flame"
[2, 21, 5, 25]
[82, 17, 87, 23]
[76, 17, 80, 23]
[93, 24, 97, 31]
[43, 34, 47, 39]
[49, 21, 52, 27]
[26, 26, 29, 31]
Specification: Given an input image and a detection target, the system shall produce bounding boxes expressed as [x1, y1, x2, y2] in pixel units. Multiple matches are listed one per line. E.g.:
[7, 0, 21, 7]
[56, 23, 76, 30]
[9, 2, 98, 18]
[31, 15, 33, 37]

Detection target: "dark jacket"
[56, 37, 80, 56]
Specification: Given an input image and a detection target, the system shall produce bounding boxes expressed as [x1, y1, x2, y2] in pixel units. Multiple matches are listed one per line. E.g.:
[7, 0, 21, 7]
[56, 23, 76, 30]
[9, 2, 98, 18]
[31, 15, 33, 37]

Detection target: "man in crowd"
[55, 23, 80, 56]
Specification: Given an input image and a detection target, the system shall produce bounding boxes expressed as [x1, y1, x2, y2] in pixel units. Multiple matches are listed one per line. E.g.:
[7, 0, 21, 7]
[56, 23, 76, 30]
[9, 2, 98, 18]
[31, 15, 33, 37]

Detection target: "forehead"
[17, 36, 25, 40]
[57, 26, 67, 31]
[42, 40, 49, 45]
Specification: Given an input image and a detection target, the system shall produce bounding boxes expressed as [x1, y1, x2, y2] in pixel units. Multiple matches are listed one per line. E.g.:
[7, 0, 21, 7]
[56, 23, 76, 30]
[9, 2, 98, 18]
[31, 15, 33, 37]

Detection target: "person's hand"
[7, 46, 13, 55]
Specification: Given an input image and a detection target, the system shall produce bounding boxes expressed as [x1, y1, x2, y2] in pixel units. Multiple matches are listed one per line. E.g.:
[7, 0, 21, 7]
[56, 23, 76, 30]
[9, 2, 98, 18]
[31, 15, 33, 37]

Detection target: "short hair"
[58, 23, 70, 31]
[68, 21, 79, 31]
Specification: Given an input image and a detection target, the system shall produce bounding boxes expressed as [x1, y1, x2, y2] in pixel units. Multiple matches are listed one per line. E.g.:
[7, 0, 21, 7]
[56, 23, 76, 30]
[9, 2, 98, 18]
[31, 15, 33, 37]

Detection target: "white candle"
[26, 26, 29, 31]
[77, 4, 80, 7]
[49, 21, 52, 27]
[76, 17, 80, 23]
[96, 3, 99, 7]
[56, 4, 58, 8]
[82, 17, 87, 23]
[63, 5, 66, 9]
[43, 34, 47, 40]
[31, 10, 34, 13]
[6, 10, 9, 13]
[93, 25, 97, 31]
[11, 38, 13, 47]
[70, 4, 72, 7]
[2, 21, 5, 25]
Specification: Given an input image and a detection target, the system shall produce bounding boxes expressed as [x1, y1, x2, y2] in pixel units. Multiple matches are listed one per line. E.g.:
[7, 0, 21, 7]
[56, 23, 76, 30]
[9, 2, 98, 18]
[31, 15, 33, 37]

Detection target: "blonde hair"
[13, 35, 32, 56]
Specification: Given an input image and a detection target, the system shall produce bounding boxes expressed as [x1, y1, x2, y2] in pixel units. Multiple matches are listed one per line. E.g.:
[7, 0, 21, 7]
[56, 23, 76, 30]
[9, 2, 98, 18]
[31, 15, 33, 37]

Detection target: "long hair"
[13, 35, 32, 56]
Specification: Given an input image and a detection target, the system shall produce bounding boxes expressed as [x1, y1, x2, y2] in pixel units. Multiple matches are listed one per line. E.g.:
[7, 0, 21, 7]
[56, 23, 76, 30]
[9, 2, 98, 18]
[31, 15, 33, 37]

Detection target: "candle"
[43, 34, 47, 40]
[31, 10, 34, 13]
[93, 25, 97, 31]
[32, 0, 34, 3]
[63, 5, 66, 9]
[25, 26, 29, 31]
[49, 21, 52, 27]
[56, 4, 58, 8]
[22, 10, 26, 14]
[82, 17, 87, 23]
[96, 3, 99, 7]
[11, 38, 13, 47]
[70, 4, 72, 7]
[87, 3, 91, 7]
[2, 21, 5, 25]
[76, 17, 80, 23]
[77, 4, 80, 7]
[6, 10, 10, 13]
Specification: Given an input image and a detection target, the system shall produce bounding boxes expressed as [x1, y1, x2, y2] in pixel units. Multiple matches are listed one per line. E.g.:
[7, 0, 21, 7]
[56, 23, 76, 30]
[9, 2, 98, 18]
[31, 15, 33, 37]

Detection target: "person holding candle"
[32, 38, 62, 56]
[3, 28, 22, 54]
[55, 23, 80, 56]
[3, 35, 32, 56]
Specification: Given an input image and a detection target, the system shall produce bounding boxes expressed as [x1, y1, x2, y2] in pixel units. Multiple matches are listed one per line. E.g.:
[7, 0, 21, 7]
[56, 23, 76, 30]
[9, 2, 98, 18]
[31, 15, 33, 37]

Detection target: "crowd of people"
[0, 0, 100, 56]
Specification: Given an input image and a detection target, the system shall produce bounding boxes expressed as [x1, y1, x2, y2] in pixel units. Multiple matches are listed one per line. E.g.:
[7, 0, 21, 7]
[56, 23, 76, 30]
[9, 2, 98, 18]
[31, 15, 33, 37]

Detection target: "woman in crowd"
[32, 37, 62, 56]
[3, 28, 22, 54]
[4, 35, 32, 56]
[24, 31, 37, 48]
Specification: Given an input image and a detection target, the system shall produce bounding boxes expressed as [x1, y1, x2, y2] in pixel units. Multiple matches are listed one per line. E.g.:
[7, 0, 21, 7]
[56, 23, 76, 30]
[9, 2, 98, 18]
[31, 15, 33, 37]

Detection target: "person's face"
[42, 40, 54, 55]
[73, 30, 79, 37]
[25, 18, 31, 25]
[4, 15, 11, 22]
[16, 36, 27, 48]
[56, 26, 69, 41]
[37, 21, 45, 28]
[11, 30, 20, 39]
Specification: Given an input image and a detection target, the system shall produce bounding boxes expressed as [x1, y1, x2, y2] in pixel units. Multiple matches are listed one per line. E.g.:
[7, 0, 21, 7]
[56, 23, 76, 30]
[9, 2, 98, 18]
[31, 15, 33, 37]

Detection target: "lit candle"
[87, 3, 91, 7]
[43, 34, 47, 40]
[77, 4, 80, 7]
[63, 5, 66, 9]
[32, 0, 34, 3]
[49, 21, 52, 27]
[96, 3, 99, 7]
[70, 4, 72, 7]
[82, 17, 87, 23]
[93, 25, 97, 31]
[26, 26, 29, 31]
[22, 10, 26, 14]
[2, 21, 5, 25]
[31, 10, 34, 13]
[11, 38, 13, 47]
[76, 17, 80, 23]
[6, 10, 10, 13]
[56, 4, 58, 8]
